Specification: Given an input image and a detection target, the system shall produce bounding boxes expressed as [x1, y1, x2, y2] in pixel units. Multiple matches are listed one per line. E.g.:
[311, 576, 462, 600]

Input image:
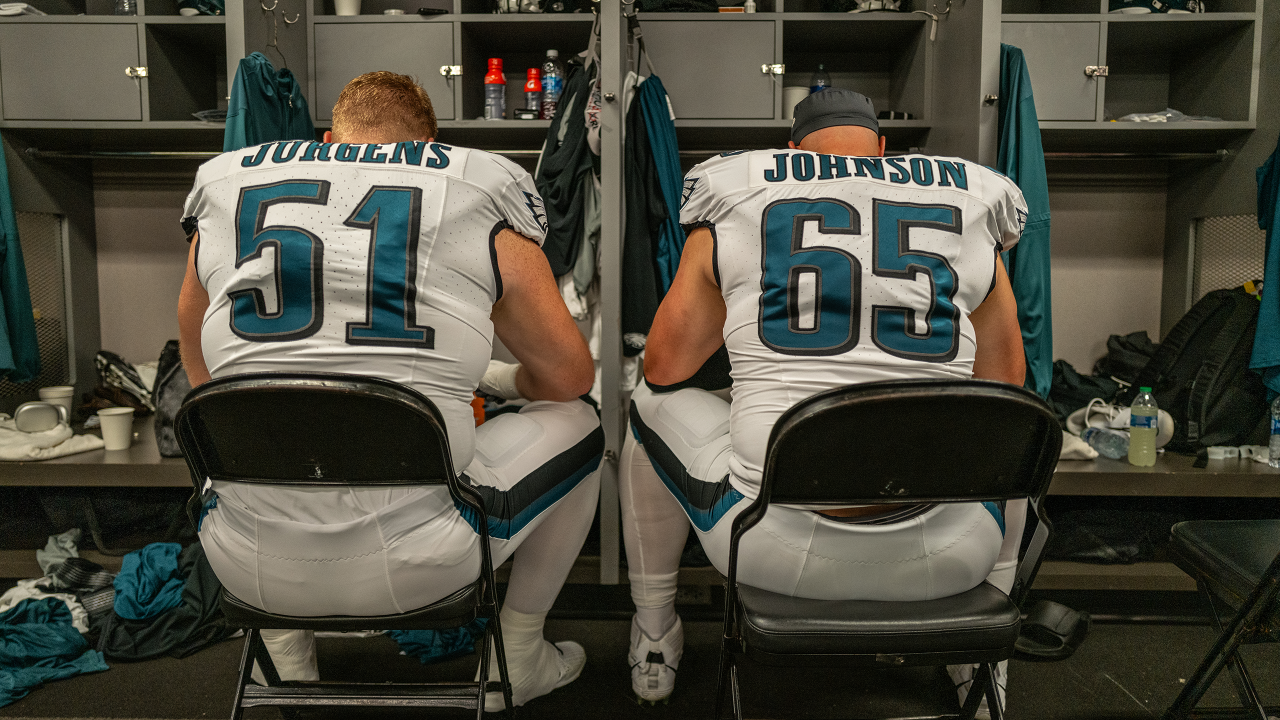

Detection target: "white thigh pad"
[475, 412, 545, 471]
[655, 389, 731, 448]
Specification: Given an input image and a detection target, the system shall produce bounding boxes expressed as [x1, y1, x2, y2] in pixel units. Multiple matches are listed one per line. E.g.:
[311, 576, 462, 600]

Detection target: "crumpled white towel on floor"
[0, 415, 105, 460]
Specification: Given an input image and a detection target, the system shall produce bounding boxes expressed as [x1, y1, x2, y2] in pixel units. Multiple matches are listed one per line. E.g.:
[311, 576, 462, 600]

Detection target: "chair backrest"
[175, 372, 455, 486]
[761, 379, 1062, 507]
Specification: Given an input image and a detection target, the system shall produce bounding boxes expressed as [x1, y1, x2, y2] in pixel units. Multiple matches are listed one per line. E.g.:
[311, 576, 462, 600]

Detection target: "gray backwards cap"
[790, 88, 879, 145]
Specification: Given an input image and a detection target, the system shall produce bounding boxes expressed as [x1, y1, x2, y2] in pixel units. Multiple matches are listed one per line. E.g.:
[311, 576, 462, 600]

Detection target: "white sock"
[486, 606, 564, 703]
[630, 570, 679, 639]
[252, 629, 318, 683]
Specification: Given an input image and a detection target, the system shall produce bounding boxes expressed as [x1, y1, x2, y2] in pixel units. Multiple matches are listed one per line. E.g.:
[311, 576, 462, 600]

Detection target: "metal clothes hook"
[260, 0, 293, 69]
[932, 0, 952, 15]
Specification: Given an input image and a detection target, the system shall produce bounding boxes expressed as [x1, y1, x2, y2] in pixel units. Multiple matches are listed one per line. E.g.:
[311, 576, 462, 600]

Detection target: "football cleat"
[482, 640, 585, 711]
[629, 615, 684, 703]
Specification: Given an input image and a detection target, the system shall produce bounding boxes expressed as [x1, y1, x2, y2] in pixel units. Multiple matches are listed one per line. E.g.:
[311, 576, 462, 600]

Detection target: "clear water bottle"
[540, 49, 564, 120]
[114, 0, 136, 14]
[1268, 396, 1280, 468]
[1128, 387, 1158, 467]
[809, 64, 831, 94]
[524, 68, 542, 115]
[484, 58, 506, 120]
[1081, 427, 1129, 461]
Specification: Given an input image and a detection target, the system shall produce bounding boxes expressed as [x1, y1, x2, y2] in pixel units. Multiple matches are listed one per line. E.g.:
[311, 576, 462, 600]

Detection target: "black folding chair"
[174, 372, 513, 720]
[1163, 520, 1280, 720]
[716, 379, 1062, 720]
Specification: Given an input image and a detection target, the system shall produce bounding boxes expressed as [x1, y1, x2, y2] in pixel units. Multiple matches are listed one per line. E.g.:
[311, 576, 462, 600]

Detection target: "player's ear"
[323, 131, 333, 143]
[787, 141, 797, 149]
[877, 136, 886, 157]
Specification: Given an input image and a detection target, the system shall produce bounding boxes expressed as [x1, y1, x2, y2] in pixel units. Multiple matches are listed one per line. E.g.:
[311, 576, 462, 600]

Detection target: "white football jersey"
[679, 149, 1028, 496]
[184, 140, 548, 471]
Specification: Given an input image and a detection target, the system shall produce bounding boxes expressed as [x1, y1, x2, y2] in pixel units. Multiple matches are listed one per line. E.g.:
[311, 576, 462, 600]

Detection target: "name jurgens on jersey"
[239, 140, 455, 170]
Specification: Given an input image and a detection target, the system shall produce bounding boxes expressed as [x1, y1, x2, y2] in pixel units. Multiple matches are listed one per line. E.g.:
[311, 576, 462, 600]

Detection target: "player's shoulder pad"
[968, 161, 1026, 206]
[192, 148, 245, 188]
[684, 150, 754, 197]
[462, 146, 531, 184]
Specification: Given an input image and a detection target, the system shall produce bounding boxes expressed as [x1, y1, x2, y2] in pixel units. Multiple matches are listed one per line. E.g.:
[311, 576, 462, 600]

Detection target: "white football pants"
[623, 383, 1022, 601]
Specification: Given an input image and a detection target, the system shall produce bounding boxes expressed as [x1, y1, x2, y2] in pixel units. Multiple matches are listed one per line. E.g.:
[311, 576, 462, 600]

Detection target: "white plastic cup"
[783, 86, 809, 120]
[98, 407, 136, 451]
[38, 386, 75, 415]
[334, 0, 360, 14]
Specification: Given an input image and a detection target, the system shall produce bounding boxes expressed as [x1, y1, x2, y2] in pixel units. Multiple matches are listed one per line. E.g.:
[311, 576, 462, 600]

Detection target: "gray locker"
[641, 21, 775, 120]
[314, 23, 455, 122]
[0, 24, 143, 121]
[1002, 22, 1102, 122]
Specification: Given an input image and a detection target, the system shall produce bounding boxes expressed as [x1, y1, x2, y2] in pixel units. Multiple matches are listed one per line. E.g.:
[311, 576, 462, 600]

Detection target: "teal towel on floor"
[387, 619, 489, 665]
[0, 598, 109, 708]
[112, 543, 185, 621]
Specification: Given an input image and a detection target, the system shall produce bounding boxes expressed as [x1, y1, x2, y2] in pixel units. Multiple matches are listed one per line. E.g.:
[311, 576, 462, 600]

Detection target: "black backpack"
[1121, 286, 1270, 452]
[152, 340, 191, 458]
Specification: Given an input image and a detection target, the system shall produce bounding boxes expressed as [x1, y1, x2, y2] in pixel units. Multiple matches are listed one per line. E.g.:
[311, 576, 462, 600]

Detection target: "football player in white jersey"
[620, 89, 1029, 717]
[177, 72, 601, 710]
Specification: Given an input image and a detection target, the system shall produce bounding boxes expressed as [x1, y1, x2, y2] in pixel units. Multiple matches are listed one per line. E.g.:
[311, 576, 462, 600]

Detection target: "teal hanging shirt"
[1250, 133, 1280, 395]
[0, 132, 41, 383]
[637, 75, 684, 292]
[224, 53, 315, 153]
[997, 44, 1053, 399]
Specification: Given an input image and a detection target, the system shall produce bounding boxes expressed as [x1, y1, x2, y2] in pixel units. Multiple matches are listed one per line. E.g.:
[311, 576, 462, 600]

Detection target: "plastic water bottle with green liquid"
[1128, 387, 1158, 467]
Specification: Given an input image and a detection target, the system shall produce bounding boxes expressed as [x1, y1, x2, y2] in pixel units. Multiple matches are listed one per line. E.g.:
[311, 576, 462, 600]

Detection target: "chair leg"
[1206, 592, 1269, 719]
[958, 663, 991, 720]
[476, 627, 491, 720]
[983, 663, 1006, 720]
[1164, 578, 1280, 720]
[714, 647, 731, 719]
[229, 630, 256, 720]
[729, 662, 744, 720]
[487, 613, 515, 719]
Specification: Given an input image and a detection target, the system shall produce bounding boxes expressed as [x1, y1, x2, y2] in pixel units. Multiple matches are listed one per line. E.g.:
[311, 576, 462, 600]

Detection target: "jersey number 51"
[229, 180, 435, 348]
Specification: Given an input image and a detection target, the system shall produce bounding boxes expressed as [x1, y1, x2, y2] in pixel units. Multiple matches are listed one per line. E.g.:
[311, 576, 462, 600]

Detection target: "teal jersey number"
[758, 199, 862, 356]
[230, 181, 435, 348]
[344, 186, 434, 347]
[758, 197, 962, 361]
[870, 200, 961, 362]
[231, 181, 330, 341]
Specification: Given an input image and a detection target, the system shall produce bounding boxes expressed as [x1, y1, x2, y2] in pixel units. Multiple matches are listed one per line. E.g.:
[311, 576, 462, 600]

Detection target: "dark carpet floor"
[1, 612, 1276, 720]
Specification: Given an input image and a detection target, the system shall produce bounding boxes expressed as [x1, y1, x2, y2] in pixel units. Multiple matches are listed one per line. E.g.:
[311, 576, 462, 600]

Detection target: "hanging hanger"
[261, 0, 300, 69]
[624, 1, 656, 81]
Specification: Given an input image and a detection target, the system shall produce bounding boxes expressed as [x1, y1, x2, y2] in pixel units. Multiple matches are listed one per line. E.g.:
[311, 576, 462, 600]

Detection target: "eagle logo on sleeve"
[523, 191, 548, 233]
[1016, 207, 1028, 233]
[681, 177, 699, 209]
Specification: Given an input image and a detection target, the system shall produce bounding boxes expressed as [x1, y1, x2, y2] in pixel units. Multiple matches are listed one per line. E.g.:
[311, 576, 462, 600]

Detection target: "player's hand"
[478, 360, 522, 400]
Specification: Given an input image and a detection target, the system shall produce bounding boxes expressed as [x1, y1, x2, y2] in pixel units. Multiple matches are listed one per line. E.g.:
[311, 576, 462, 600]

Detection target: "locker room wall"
[93, 171, 193, 367]
[1049, 180, 1167, 373]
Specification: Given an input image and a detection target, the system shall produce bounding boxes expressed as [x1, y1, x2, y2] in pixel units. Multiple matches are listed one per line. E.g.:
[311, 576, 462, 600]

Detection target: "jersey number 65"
[758, 198, 962, 362]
